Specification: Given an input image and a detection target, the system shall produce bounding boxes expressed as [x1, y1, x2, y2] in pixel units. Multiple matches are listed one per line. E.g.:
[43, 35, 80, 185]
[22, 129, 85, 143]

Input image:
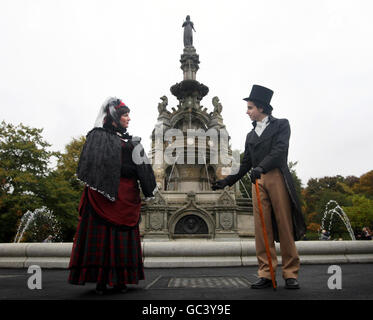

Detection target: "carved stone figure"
[182, 15, 196, 47]
[212, 96, 223, 116]
[158, 95, 168, 114]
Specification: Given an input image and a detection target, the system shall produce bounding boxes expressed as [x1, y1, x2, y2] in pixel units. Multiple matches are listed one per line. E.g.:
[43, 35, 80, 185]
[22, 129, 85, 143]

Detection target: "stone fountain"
[139, 17, 254, 240]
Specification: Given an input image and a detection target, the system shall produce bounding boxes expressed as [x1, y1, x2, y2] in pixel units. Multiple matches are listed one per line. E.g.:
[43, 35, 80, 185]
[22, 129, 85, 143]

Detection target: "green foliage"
[303, 176, 353, 226]
[41, 136, 85, 241]
[303, 172, 373, 238]
[288, 161, 304, 208]
[352, 170, 373, 199]
[38, 172, 81, 241]
[0, 121, 85, 242]
[15, 207, 62, 243]
[342, 195, 373, 231]
[304, 231, 320, 240]
[55, 136, 85, 191]
[0, 121, 56, 242]
[344, 175, 360, 188]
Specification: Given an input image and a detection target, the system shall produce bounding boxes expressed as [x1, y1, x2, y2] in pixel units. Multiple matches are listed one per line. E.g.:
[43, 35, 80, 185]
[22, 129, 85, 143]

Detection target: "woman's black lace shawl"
[77, 128, 121, 201]
[77, 127, 157, 201]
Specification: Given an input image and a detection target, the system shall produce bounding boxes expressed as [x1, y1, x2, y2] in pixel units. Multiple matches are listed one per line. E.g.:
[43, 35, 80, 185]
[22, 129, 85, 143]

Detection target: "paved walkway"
[1, 264, 372, 300]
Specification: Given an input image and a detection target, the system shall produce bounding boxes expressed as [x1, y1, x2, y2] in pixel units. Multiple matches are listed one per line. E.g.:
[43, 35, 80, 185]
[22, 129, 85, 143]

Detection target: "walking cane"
[254, 180, 277, 291]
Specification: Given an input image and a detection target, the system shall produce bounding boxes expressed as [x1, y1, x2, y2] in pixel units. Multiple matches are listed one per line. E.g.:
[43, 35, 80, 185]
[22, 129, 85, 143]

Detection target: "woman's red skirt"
[68, 178, 144, 286]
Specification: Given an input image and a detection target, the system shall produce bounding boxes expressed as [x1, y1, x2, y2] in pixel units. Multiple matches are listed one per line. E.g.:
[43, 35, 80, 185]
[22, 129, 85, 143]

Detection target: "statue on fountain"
[182, 15, 196, 47]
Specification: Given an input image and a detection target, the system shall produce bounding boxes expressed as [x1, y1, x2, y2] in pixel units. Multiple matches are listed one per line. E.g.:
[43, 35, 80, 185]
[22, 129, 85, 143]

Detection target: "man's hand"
[211, 180, 228, 190]
[250, 167, 263, 183]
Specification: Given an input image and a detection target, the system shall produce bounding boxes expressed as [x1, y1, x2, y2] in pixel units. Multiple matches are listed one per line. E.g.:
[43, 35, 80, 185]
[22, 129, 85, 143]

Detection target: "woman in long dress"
[68, 97, 157, 294]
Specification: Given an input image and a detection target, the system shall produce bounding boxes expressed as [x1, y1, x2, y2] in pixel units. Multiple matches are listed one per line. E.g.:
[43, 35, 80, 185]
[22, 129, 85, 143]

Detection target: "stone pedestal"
[180, 46, 199, 80]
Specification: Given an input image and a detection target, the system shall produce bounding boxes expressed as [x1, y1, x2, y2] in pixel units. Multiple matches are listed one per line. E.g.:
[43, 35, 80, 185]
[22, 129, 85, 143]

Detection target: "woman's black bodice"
[120, 141, 138, 179]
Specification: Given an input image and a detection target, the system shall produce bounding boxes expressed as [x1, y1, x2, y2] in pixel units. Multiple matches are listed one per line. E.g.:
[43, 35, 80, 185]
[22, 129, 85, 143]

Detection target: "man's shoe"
[285, 278, 300, 289]
[251, 277, 276, 289]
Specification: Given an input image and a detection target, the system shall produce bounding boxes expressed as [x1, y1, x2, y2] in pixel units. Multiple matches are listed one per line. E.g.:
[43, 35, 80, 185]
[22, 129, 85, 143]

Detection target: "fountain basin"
[0, 240, 372, 268]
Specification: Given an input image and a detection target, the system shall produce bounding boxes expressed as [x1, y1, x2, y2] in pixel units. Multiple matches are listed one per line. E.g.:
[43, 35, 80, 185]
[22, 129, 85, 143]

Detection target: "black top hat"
[243, 85, 274, 111]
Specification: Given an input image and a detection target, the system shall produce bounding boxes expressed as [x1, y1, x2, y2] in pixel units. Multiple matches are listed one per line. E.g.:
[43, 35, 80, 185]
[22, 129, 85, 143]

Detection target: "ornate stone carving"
[218, 191, 235, 206]
[170, 80, 209, 100]
[186, 191, 196, 203]
[212, 96, 223, 116]
[158, 95, 169, 115]
[153, 191, 167, 206]
[149, 212, 163, 230]
[174, 214, 208, 234]
[220, 212, 233, 230]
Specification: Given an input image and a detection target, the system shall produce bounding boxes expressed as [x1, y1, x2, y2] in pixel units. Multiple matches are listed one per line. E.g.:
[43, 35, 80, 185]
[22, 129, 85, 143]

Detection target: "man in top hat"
[212, 85, 306, 289]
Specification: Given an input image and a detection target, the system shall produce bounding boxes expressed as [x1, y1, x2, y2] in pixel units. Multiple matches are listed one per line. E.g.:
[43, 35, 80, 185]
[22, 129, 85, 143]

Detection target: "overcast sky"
[1, 0, 372, 186]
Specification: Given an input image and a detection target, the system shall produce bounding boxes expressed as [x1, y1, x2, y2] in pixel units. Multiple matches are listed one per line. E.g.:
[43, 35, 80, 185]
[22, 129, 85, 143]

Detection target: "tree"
[353, 170, 373, 199]
[344, 175, 360, 188]
[14, 207, 62, 243]
[303, 176, 354, 232]
[288, 161, 304, 208]
[0, 122, 85, 242]
[0, 121, 56, 242]
[343, 195, 373, 232]
[55, 136, 85, 191]
[42, 136, 85, 241]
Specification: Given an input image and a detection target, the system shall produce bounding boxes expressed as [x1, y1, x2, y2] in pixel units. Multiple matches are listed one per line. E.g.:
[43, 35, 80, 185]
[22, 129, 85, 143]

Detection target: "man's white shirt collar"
[255, 116, 269, 136]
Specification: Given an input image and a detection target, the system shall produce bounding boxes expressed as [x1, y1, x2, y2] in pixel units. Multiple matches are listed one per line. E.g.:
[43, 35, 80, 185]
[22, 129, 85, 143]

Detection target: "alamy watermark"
[327, 265, 342, 290]
[131, 122, 241, 175]
[27, 265, 42, 290]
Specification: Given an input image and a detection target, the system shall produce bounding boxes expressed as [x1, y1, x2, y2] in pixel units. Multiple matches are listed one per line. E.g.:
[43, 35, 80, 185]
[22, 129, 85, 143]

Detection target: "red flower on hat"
[115, 100, 126, 109]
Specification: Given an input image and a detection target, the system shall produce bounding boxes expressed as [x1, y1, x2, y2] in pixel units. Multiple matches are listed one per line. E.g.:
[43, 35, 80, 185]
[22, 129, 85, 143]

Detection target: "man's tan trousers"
[251, 168, 300, 280]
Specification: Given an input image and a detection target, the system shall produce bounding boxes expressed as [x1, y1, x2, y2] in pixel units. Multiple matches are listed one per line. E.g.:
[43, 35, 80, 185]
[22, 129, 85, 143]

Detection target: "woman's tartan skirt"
[68, 200, 144, 286]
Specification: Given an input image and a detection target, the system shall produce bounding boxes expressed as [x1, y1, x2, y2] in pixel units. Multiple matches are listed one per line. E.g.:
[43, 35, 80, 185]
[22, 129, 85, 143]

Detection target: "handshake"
[210, 167, 264, 190]
[211, 179, 228, 191]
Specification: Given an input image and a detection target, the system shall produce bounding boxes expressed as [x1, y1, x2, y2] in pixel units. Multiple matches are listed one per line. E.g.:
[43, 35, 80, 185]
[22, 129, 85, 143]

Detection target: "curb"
[0, 240, 372, 268]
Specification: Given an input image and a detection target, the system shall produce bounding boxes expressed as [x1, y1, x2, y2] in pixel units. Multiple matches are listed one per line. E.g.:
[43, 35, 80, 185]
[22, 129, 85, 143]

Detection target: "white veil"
[93, 97, 119, 128]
